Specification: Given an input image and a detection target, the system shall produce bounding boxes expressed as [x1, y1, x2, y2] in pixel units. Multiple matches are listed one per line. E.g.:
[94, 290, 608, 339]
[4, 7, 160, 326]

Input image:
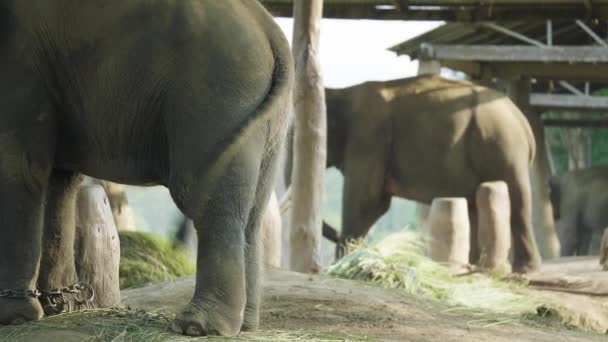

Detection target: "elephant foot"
[0, 297, 44, 325]
[171, 301, 243, 337]
[241, 305, 259, 332]
[512, 259, 541, 274]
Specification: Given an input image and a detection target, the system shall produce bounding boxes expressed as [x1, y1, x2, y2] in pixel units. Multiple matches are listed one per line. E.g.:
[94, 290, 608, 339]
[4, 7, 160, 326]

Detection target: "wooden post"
[476, 181, 512, 273]
[427, 197, 470, 272]
[417, 59, 441, 75]
[414, 58, 439, 238]
[501, 78, 561, 259]
[74, 185, 121, 308]
[289, 0, 326, 273]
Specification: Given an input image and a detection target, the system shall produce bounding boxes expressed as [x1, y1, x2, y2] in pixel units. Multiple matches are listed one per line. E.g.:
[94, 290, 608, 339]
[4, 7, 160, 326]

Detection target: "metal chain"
[0, 282, 96, 315]
[0, 288, 41, 299]
[40, 282, 96, 315]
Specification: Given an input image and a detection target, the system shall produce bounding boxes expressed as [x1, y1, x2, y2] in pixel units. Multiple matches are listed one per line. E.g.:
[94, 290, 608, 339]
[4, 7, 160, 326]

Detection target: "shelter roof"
[390, 21, 608, 59]
[260, 0, 608, 21]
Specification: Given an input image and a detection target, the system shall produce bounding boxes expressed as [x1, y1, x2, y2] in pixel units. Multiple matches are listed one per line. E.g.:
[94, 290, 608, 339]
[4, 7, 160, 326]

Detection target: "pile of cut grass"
[0, 308, 367, 342]
[119, 231, 196, 289]
[0, 308, 364, 342]
[328, 229, 540, 316]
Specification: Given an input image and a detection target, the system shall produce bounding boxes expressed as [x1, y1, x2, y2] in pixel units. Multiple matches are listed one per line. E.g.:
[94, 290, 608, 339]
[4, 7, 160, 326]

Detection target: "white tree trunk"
[289, 0, 326, 273]
[74, 185, 121, 308]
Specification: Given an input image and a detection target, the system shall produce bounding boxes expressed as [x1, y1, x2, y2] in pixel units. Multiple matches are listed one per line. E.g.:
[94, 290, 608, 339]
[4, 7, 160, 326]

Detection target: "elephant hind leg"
[241, 154, 278, 332]
[505, 171, 542, 273]
[575, 224, 593, 256]
[169, 141, 265, 337]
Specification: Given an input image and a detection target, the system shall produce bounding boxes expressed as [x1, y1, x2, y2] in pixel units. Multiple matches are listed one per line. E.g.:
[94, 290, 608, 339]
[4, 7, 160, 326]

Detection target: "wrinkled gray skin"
[549, 165, 608, 256]
[0, 0, 292, 337]
[324, 75, 541, 273]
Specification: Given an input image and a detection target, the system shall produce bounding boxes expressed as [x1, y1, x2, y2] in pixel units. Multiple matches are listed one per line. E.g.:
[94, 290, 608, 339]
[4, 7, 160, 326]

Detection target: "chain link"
[0, 282, 96, 315]
[0, 288, 41, 299]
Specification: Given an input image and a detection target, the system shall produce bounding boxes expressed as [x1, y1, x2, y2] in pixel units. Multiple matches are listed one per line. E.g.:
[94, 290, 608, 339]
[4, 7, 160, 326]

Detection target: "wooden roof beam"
[259, 0, 608, 21]
[531, 94, 608, 112]
[417, 44, 608, 63]
[441, 60, 608, 82]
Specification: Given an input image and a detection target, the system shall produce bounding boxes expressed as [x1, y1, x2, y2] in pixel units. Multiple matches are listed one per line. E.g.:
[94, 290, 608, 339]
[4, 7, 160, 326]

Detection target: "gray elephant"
[549, 165, 608, 256]
[322, 75, 541, 273]
[0, 0, 292, 337]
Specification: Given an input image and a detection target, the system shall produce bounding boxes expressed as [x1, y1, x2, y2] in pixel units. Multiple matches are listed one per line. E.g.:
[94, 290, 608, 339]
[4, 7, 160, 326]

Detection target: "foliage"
[544, 88, 608, 174]
[119, 232, 195, 289]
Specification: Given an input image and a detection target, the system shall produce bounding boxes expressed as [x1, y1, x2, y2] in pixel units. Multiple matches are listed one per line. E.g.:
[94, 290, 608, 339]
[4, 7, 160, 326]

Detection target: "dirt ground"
[2, 259, 607, 341]
[120, 269, 606, 342]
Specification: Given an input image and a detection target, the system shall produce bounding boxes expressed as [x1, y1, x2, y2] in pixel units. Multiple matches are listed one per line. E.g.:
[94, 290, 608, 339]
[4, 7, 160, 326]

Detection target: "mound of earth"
[122, 270, 605, 342]
[1, 269, 606, 341]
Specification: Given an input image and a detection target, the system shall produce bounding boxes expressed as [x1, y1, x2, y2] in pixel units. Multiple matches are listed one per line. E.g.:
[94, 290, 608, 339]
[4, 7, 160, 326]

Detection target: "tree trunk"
[500, 78, 561, 259]
[289, 0, 326, 273]
[74, 185, 121, 308]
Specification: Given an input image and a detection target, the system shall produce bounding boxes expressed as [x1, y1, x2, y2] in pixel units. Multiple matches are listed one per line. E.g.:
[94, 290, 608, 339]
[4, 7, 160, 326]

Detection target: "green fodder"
[328, 230, 539, 317]
[119, 232, 196, 289]
[0, 308, 365, 342]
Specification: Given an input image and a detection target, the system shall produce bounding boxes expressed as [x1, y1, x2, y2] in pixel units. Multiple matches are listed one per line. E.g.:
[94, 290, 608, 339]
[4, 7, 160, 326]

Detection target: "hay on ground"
[119, 232, 196, 289]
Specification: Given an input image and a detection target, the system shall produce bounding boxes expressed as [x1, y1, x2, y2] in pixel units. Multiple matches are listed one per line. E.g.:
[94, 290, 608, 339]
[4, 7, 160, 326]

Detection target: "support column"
[500, 78, 560, 259]
[414, 58, 440, 236]
[289, 0, 326, 273]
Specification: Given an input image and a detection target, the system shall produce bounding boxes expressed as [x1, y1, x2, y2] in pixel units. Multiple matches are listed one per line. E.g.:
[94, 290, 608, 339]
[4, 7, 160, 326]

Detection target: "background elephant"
[0, 1, 292, 337]
[549, 165, 608, 256]
[323, 75, 540, 273]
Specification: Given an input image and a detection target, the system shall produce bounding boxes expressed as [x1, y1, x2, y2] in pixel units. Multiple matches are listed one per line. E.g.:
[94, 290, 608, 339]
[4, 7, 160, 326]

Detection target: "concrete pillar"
[500, 78, 560, 259]
[416, 202, 430, 235]
[476, 181, 512, 273]
[427, 197, 470, 271]
[418, 59, 441, 76]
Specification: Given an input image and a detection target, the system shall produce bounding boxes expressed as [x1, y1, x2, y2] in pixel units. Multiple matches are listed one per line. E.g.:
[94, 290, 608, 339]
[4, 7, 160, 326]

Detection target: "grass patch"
[0, 308, 366, 342]
[119, 232, 196, 289]
[328, 230, 541, 317]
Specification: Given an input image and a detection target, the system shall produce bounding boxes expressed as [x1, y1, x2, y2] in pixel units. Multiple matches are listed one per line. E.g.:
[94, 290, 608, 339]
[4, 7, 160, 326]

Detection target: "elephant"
[0, 0, 292, 337]
[176, 191, 283, 268]
[322, 75, 541, 273]
[549, 165, 608, 256]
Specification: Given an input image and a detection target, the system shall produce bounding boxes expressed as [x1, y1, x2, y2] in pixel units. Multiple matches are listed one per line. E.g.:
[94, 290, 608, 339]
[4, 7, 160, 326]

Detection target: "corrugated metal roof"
[390, 20, 606, 59]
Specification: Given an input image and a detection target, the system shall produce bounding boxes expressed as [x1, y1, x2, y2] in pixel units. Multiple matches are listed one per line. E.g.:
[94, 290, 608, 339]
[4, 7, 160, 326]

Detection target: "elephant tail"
[194, 25, 294, 213]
